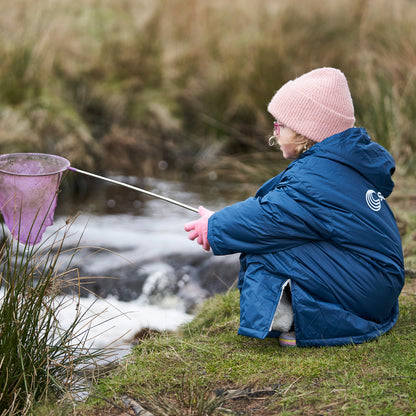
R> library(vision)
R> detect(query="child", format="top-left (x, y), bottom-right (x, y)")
top-left (184, 67), bottom-right (405, 347)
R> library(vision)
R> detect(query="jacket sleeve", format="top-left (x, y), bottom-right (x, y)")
top-left (207, 182), bottom-right (333, 255)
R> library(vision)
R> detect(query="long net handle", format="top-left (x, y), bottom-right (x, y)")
top-left (68, 167), bottom-right (199, 213)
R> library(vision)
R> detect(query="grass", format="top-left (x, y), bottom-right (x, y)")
top-left (76, 279), bottom-right (416, 416)
top-left (2, 0), bottom-right (416, 180)
top-left (0, 217), bottom-right (110, 416)
top-left (389, 175), bottom-right (416, 272)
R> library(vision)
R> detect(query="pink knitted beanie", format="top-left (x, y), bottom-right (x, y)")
top-left (267, 67), bottom-right (355, 142)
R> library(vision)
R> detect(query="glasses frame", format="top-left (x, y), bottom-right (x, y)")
top-left (269, 121), bottom-right (284, 146)
top-left (273, 121), bottom-right (284, 137)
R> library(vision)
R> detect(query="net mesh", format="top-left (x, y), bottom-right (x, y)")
top-left (0, 153), bottom-right (70, 245)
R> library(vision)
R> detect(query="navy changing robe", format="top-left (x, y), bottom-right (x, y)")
top-left (207, 127), bottom-right (404, 347)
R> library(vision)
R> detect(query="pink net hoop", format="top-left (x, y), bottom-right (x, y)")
top-left (0, 153), bottom-right (70, 245)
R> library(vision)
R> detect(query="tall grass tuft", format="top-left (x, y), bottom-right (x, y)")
top-left (0, 218), bottom-right (108, 416)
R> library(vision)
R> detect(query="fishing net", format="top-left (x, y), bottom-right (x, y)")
top-left (0, 153), bottom-right (70, 245)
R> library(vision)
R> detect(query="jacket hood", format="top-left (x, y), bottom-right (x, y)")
top-left (305, 127), bottom-right (396, 197)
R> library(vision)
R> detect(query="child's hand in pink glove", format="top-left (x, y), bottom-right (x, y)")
top-left (184, 206), bottom-right (214, 251)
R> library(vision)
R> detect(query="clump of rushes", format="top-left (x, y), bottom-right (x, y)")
top-left (0, 217), bottom-right (109, 416)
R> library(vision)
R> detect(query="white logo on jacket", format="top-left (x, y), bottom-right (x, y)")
top-left (366, 189), bottom-right (385, 212)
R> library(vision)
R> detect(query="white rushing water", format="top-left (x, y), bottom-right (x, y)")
top-left (55, 293), bottom-right (193, 360)
top-left (3, 177), bottom-right (240, 359)
top-left (45, 206), bottom-right (201, 358)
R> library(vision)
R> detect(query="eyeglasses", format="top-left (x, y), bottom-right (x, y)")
top-left (273, 121), bottom-right (284, 137)
top-left (269, 121), bottom-right (284, 146)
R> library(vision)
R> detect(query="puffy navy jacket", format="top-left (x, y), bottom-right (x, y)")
top-left (207, 128), bottom-right (404, 347)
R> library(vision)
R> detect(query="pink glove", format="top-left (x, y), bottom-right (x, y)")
top-left (184, 206), bottom-right (214, 251)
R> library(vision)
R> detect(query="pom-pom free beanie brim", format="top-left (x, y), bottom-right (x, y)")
top-left (267, 67), bottom-right (355, 142)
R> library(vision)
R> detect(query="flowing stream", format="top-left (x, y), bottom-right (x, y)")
top-left (49, 175), bottom-right (245, 359)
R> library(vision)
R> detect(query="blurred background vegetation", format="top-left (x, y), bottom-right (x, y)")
top-left (1, 0), bottom-right (416, 184)
top-left (2, 2), bottom-right (416, 413)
